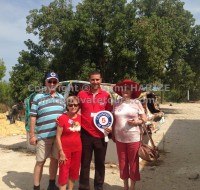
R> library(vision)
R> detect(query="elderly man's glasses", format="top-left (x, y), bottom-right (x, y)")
top-left (48, 80), bottom-right (57, 84)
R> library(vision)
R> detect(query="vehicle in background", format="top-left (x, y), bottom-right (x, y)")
top-left (24, 80), bottom-right (119, 133)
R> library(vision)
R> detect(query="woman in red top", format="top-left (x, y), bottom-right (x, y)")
top-left (56, 96), bottom-right (82, 190)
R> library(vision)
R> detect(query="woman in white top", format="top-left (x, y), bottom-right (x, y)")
top-left (112, 79), bottom-right (147, 190)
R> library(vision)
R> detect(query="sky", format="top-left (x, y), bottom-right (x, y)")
top-left (0, 0), bottom-right (200, 81)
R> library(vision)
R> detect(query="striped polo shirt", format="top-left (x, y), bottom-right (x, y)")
top-left (30, 92), bottom-right (65, 140)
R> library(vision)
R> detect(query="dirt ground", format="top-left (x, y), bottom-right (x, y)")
top-left (0, 103), bottom-right (200, 190)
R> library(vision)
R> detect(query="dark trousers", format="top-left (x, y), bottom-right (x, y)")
top-left (79, 128), bottom-right (107, 190)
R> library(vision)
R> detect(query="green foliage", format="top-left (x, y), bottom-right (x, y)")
top-left (0, 81), bottom-right (14, 106)
top-left (0, 59), bottom-right (6, 80)
top-left (26, 0), bottom-right (77, 81)
top-left (164, 89), bottom-right (187, 102)
top-left (75, 0), bottom-right (139, 82)
top-left (184, 25), bottom-right (200, 99)
top-left (0, 60), bottom-right (12, 106)
top-left (9, 0), bottom-right (200, 102)
top-left (9, 40), bottom-right (49, 102)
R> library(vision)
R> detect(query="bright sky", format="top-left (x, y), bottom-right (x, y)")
top-left (0, 0), bottom-right (200, 81)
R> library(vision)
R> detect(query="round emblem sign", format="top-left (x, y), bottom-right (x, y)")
top-left (93, 111), bottom-right (113, 130)
top-left (50, 72), bottom-right (56, 77)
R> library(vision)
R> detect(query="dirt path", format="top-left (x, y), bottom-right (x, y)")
top-left (138, 103), bottom-right (200, 190)
top-left (0, 103), bottom-right (200, 190)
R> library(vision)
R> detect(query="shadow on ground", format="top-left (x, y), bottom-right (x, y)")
top-left (2, 170), bottom-right (122, 190)
top-left (160, 107), bottom-right (181, 114)
top-left (137, 119), bottom-right (200, 190)
top-left (2, 171), bottom-right (48, 190)
top-left (0, 140), bottom-right (34, 154)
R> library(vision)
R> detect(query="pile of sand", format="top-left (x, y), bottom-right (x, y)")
top-left (0, 113), bottom-right (26, 136)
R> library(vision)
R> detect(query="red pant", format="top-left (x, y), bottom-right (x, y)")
top-left (116, 141), bottom-right (140, 181)
top-left (58, 150), bottom-right (82, 185)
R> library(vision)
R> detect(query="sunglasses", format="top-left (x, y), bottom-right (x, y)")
top-left (48, 80), bottom-right (57, 84)
top-left (68, 104), bottom-right (79, 107)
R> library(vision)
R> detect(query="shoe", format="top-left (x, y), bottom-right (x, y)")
top-left (47, 185), bottom-right (59, 190)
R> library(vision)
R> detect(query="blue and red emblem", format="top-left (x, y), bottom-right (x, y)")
top-left (94, 111), bottom-right (113, 129)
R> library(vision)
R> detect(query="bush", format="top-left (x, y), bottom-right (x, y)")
top-left (164, 89), bottom-right (187, 102)
top-left (0, 81), bottom-right (14, 106)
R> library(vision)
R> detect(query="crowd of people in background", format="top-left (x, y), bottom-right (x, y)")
top-left (28, 71), bottom-right (164, 190)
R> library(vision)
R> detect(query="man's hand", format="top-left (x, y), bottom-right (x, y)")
top-left (104, 127), bottom-right (112, 135)
top-left (29, 135), bottom-right (37, 145)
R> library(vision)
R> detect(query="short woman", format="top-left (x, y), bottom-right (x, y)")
top-left (56, 96), bottom-right (82, 190)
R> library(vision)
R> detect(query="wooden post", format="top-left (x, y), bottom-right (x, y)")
top-left (187, 90), bottom-right (190, 102)
top-left (161, 90), bottom-right (164, 104)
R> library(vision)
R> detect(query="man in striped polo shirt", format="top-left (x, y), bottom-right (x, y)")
top-left (29, 72), bottom-right (65, 190)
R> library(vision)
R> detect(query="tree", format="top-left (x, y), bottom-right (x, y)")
top-left (0, 81), bottom-right (13, 106)
top-left (26, 0), bottom-right (78, 81)
top-left (0, 60), bottom-right (13, 106)
top-left (184, 25), bottom-right (200, 100)
top-left (133, 15), bottom-right (173, 83)
top-left (25, 0), bottom-right (140, 82)
top-left (10, 0), bottom-right (200, 102)
top-left (130, 0), bottom-right (196, 101)
top-left (9, 40), bottom-right (49, 102)
top-left (74, 0), bottom-right (140, 82)
top-left (0, 58), bottom-right (6, 80)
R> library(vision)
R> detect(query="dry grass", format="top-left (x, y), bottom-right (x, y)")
top-left (0, 103), bottom-right (9, 113)
top-left (0, 113), bottom-right (26, 136)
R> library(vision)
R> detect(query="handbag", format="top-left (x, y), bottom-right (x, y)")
top-left (138, 123), bottom-right (159, 162)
